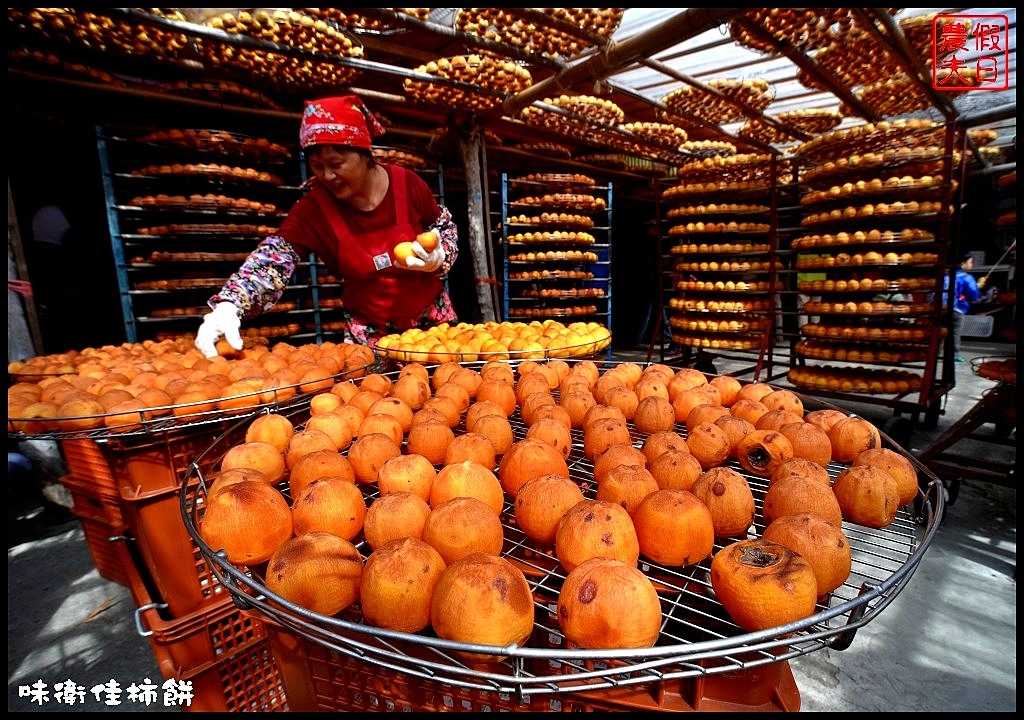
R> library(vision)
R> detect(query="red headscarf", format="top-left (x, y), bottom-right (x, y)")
top-left (299, 95), bottom-right (385, 150)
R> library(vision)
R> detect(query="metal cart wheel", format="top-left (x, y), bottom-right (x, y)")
top-left (922, 402), bottom-right (942, 431)
top-left (882, 414), bottom-right (914, 448)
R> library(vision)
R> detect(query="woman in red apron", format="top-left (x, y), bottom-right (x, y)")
top-left (195, 95), bottom-right (458, 356)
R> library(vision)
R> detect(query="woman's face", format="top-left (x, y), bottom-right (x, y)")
top-left (307, 146), bottom-right (373, 202)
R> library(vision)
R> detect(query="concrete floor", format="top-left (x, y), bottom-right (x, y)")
top-left (7, 340), bottom-right (1016, 712)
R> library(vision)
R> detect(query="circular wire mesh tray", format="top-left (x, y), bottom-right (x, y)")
top-left (181, 359), bottom-right (944, 698)
top-left (7, 362), bottom-right (377, 443)
top-left (971, 355), bottom-right (1017, 385)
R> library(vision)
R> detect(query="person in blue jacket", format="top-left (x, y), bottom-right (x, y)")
top-left (944, 252), bottom-right (986, 362)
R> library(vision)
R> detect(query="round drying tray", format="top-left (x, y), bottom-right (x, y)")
top-left (7, 361), bottom-right (377, 443)
top-left (181, 359), bottom-right (944, 698)
top-left (971, 356), bottom-right (1017, 385)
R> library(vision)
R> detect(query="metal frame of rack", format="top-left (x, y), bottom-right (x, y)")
top-left (653, 155), bottom-right (794, 379)
top-left (498, 173), bottom-right (613, 360)
top-left (785, 120), bottom-right (964, 430)
top-left (95, 126), bottom-right (449, 346)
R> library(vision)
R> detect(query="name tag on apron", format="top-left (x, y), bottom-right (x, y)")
top-left (373, 252), bottom-right (392, 271)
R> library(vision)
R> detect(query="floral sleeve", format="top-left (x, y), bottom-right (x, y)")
top-left (429, 205), bottom-right (459, 276)
top-left (208, 235), bottom-right (301, 318)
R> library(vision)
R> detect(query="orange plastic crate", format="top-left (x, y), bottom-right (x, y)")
top-left (120, 481), bottom-right (227, 617)
top-left (182, 638), bottom-right (289, 712)
top-left (60, 438), bottom-right (118, 492)
top-left (265, 623), bottom-right (800, 712)
top-left (126, 555), bottom-right (268, 674)
top-left (60, 473), bottom-right (126, 528)
top-left (122, 551), bottom-right (288, 712)
top-left (104, 424), bottom-right (246, 616)
top-left (104, 425), bottom-right (233, 500)
top-left (77, 515), bottom-right (132, 586)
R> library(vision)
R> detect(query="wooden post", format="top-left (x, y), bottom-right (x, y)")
top-left (457, 129), bottom-right (497, 322)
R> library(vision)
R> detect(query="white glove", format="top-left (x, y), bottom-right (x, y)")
top-left (195, 302), bottom-right (243, 358)
top-left (404, 234), bottom-right (444, 272)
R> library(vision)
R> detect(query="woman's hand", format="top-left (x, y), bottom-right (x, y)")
top-left (195, 302), bottom-right (243, 358)
top-left (404, 233), bottom-right (445, 272)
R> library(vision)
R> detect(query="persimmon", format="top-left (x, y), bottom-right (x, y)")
top-left (429, 553), bottom-right (534, 663)
top-left (430, 460), bottom-right (504, 515)
top-left (666, 367), bottom-right (709, 399)
top-left (471, 413), bottom-right (515, 457)
top-left (760, 388), bottom-right (804, 417)
top-left (208, 467), bottom-right (269, 498)
top-left (672, 385), bottom-right (722, 425)
top-left (307, 410), bottom-right (360, 451)
top-left (602, 386), bottom-right (640, 421)
top-left (582, 416), bottom-right (632, 461)
top-left (762, 472), bottom-right (844, 528)
top-left (474, 378), bottom-right (516, 416)
top-left (729, 398), bottom-right (771, 427)
top-left (640, 429), bottom-right (688, 464)
top-left (714, 414), bottom-right (756, 460)
top-left (827, 416), bottom-right (882, 463)
top-left (390, 373), bottom-right (431, 411)
top-left (525, 416), bottom-right (573, 460)
top-left (770, 457), bottom-right (831, 488)
top-left (685, 403), bottom-right (731, 434)
top-left (632, 395), bottom-right (676, 434)
top-left (363, 492), bottom-right (432, 549)
top-left (557, 557), bottom-right (662, 649)
top-left (465, 400), bottom-right (506, 431)
top-left (709, 374), bottom-right (743, 407)
top-left (804, 408), bottom-right (848, 435)
top-left (291, 476), bottom-right (367, 541)
top-left (218, 440), bottom-right (285, 486)
top-left (734, 382), bottom-right (775, 405)
top-left (514, 473), bottom-right (585, 545)
top-left (361, 537), bottom-right (446, 633)
top-left (415, 229), bottom-right (439, 252)
top-left (633, 488), bottom-right (715, 567)
top-left (346, 432), bottom-right (402, 484)
top-left (555, 499), bottom-right (639, 573)
top-left (735, 429), bottom-right (795, 478)
top-left (366, 396), bottom-right (414, 434)
top-left (534, 405), bottom-right (578, 434)
top-left (647, 448), bottom-right (703, 492)
top-left (422, 497), bottom-right (505, 565)
top-left (200, 480), bottom-right (292, 565)
top-left (443, 432), bottom-right (497, 470)
top-left (595, 463), bottom-right (659, 517)
top-left (265, 532), bottom-right (363, 616)
top-left (376, 453), bottom-right (436, 500)
top-left (288, 450), bottom-right (356, 497)
top-left (245, 412), bottom-right (295, 454)
top-left (499, 438), bottom-right (569, 495)
top-left (762, 513), bottom-right (852, 597)
top-left (832, 465), bottom-right (900, 528)
top-left (690, 466), bottom-right (755, 538)
top-left (755, 408), bottom-right (805, 433)
top-left (853, 447), bottom-right (919, 506)
top-left (309, 392), bottom-right (342, 415)
top-left (686, 421), bottom-right (731, 469)
top-left (405, 420), bottom-right (455, 466)
top-left (284, 429), bottom-right (337, 472)
top-left (779, 421), bottom-right (833, 467)
top-left (592, 442), bottom-right (647, 485)
top-left (559, 390), bottom-right (597, 429)
top-left (710, 538), bottom-right (818, 632)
